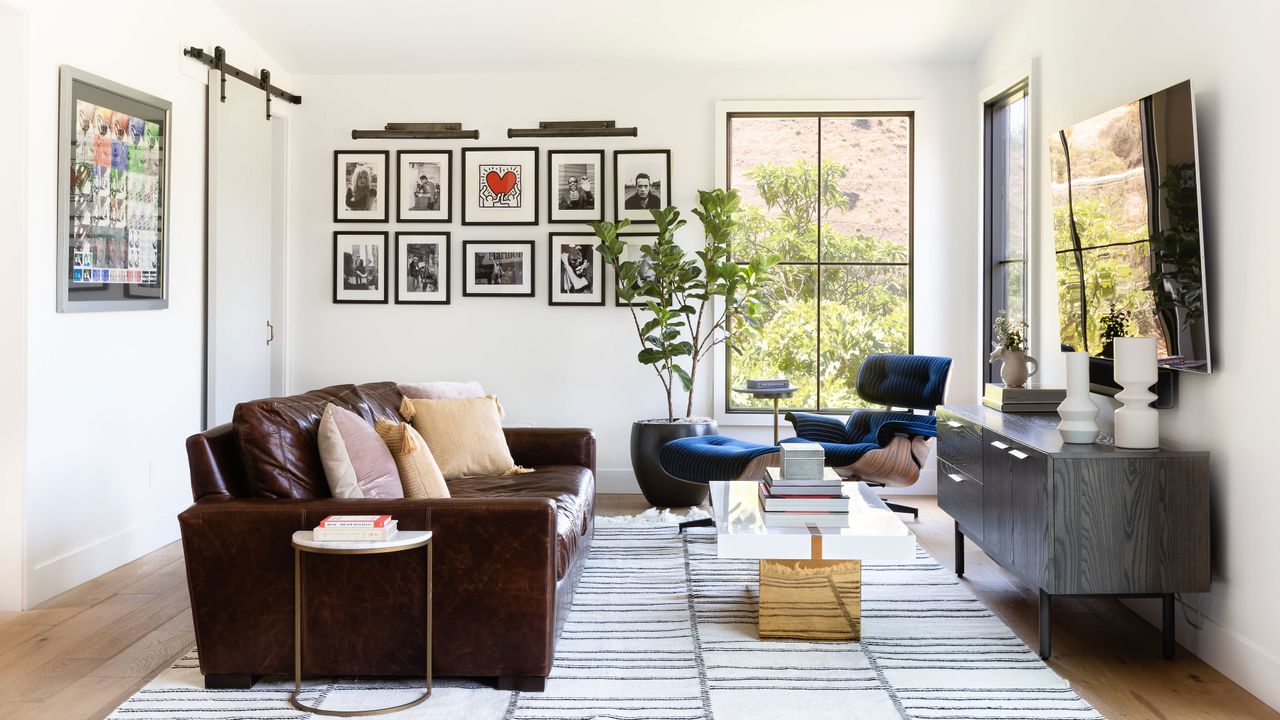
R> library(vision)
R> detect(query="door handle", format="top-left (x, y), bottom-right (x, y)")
top-left (266, 320), bottom-right (275, 346)
top-left (1008, 449), bottom-right (1028, 460)
top-left (948, 473), bottom-right (964, 483)
top-left (990, 440), bottom-right (1009, 449)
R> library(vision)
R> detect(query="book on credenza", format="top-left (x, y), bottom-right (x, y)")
top-left (759, 483), bottom-right (850, 512)
top-left (981, 399), bottom-right (1064, 413)
top-left (318, 514), bottom-right (394, 528)
top-left (982, 383), bottom-right (1067, 405)
top-left (763, 466), bottom-right (844, 487)
top-left (313, 519), bottom-right (399, 542)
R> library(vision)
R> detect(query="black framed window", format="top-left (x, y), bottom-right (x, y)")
top-left (726, 112), bottom-right (914, 413)
top-left (983, 83), bottom-right (1030, 382)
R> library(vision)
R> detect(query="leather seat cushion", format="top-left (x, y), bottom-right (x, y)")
top-left (448, 465), bottom-right (593, 580)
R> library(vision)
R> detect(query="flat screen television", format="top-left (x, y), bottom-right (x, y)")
top-left (1050, 79), bottom-right (1211, 382)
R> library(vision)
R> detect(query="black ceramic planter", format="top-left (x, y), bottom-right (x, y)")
top-left (630, 419), bottom-right (719, 508)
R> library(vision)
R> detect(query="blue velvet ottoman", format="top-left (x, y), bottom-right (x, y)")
top-left (659, 435), bottom-right (780, 485)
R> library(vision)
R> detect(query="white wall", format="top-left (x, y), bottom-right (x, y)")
top-left (978, 0), bottom-right (1280, 709)
top-left (287, 64), bottom-right (980, 495)
top-left (10, 0), bottom-right (293, 607)
top-left (0, 2), bottom-right (29, 611)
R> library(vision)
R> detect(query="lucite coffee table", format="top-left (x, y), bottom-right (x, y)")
top-left (708, 481), bottom-right (915, 640)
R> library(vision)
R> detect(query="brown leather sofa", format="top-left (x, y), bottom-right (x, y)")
top-left (179, 381), bottom-right (595, 692)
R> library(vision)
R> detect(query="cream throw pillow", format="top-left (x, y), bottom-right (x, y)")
top-left (399, 395), bottom-right (529, 479)
top-left (375, 419), bottom-right (450, 498)
top-left (317, 404), bottom-right (404, 499)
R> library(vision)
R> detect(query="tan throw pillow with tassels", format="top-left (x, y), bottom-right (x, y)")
top-left (398, 395), bottom-right (533, 480)
top-left (374, 419), bottom-right (450, 498)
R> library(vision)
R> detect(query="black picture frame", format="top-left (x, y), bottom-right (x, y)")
top-left (462, 147), bottom-right (539, 226)
top-left (334, 150), bottom-right (390, 223)
top-left (394, 232), bottom-right (451, 305)
top-left (396, 150), bottom-right (452, 223)
top-left (614, 232), bottom-right (658, 307)
top-left (333, 231), bottom-right (389, 304)
top-left (548, 150), bottom-right (606, 224)
top-left (614, 149), bottom-right (671, 224)
top-left (462, 240), bottom-right (536, 297)
top-left (548, 232), bottom-right (606, 306)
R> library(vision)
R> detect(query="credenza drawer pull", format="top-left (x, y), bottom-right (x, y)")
top-left (945, 420), bottom-right (962, 428)
top-left (1008, 449), bottom-right (1028, 460)
top-left (948, 473), bottom-right (964, 483)
top-left (990, 440), bottom-right (1009, 450)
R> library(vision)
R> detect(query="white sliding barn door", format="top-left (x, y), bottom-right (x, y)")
top-left (206, 69), bottom-right (275, 427)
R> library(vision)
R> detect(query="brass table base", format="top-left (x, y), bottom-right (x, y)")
top-left (758, 558), bottom-right (862, 641)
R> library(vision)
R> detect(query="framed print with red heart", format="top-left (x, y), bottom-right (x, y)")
top-left (462, 147), bottom-right (539, 225)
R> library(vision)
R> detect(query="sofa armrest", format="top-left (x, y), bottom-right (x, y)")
top-left (179, 496), bottom-right (560, 679)
top-left (504, 427), bottom-right (595, 475)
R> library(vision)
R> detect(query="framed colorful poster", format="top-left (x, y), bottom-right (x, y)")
top-left (57, 66), bottom-right (171, 312)
top-left (461, 147), bottom-right (539, 225)
top-left (548, 150), bottom-right (605, 223)
top-left (548, 232), bottom-right (604, 306)
top-left (462, 241), bottom-right (535, 296)
top-left (397, 150), bottom-right (451, 223)
top-left (334, 150), bottom-right (389, 223)
top-left (334, 231), bottom-right (388, 304)
top-left (614, 150), bottom-right (670, 224)
top-left (395, 232), bottom-right (450, 304)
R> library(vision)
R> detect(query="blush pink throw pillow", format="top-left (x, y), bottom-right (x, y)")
top-left (397, 381), bottom-right (486, 400)
top-left (317, 404), bottom-right (404, 499)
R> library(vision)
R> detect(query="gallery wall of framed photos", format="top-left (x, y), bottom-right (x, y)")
top-left (329, 140), bottom-right (672, 308)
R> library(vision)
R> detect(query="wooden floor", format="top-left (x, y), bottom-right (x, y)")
top-left (0, 495), bottom-right (1274, 720)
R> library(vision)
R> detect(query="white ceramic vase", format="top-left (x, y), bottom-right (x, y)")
top-left (1114, 337), bottom-right (1159, 449)
top-left (990, 348), bottom-right (1039, 389)
top-left (1057, 351), bottom-right (1099, 444)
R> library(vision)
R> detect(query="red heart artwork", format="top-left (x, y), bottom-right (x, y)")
top-left (485, 170), bottom-right (518, 197)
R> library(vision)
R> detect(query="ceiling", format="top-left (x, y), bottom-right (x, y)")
top-left (210, 0), bottom-right (1013, 75)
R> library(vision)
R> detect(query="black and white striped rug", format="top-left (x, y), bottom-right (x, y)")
top-left (109, 524), bottom-right (1102, 719)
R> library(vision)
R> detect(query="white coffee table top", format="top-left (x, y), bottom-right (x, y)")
top-left (292, 530), bottom-right (432, 554)
top-left (709, 481), bottom-right (915, 562)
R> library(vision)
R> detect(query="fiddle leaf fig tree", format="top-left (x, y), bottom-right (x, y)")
top-left (590, 188), bottom-right (778, 422)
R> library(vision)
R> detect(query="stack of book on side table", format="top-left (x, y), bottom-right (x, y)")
top-left (313, 514), bottom-right (399, 542)
top-left (759, 443), bottom-right (849, 522)
top-left (747, 378), bottom-right (792, 391)
top-left (982, 383), bottom-right (1067, 413)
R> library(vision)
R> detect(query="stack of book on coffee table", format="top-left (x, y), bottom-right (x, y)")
top-left (313, 514), bottom-right (399, 542)
top-left (982, 383), bottom-right (1067, 413)
top-left (758, 442), bottom-right (849, 517)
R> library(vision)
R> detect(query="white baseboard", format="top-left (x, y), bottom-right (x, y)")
top-left (27, 513), bottom-right (180, 607)
top-left (1125, 596), bottom-right (1280, 711)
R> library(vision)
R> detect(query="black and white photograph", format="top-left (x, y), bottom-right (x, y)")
top-left (463, 241), bottom-right (535, 296)
top-left (548, 150), bottom-right (605, 223)
top-left (334, 150), bottom-right (389, 223)
top-left (397, 151), bottom-right (451, 223)
top-left (395, 232), bottom-right (450, 304)
top-left (615, 233), bottom-right (658, 306)
top-left (462, 147), bottom-right (539, 225)
top-left (548, 232), bottom-right (605, 306)
top-left (614, 149), bottom-right (670, 224)
top-left (333, 231), bottom-right (388, 303)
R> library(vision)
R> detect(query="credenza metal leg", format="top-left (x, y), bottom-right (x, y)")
top-left (954, 522), bottom-right (964, 577)
top-left (1039, 589), bottom-right (1052, 660)
top-left (1163, 594), bottom-right (1176, 659)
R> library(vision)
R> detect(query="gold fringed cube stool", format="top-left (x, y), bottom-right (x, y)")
top-left (707, 480), bottom-right (913, 641)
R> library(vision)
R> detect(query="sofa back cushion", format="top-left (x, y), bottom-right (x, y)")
top-left (233, 382), bottom-right (403, 499)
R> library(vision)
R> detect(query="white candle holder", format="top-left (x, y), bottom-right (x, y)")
top-left (1113, 337), bottom-right (1159, 449)
top-left (1058, 351), bottom-right (1099, 444)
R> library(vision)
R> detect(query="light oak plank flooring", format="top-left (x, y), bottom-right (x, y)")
top-left (0, 494), bottom-right (1273, 720)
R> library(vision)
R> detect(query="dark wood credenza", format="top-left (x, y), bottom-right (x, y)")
top-left (936, 404), bottom-right (1210, 659)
